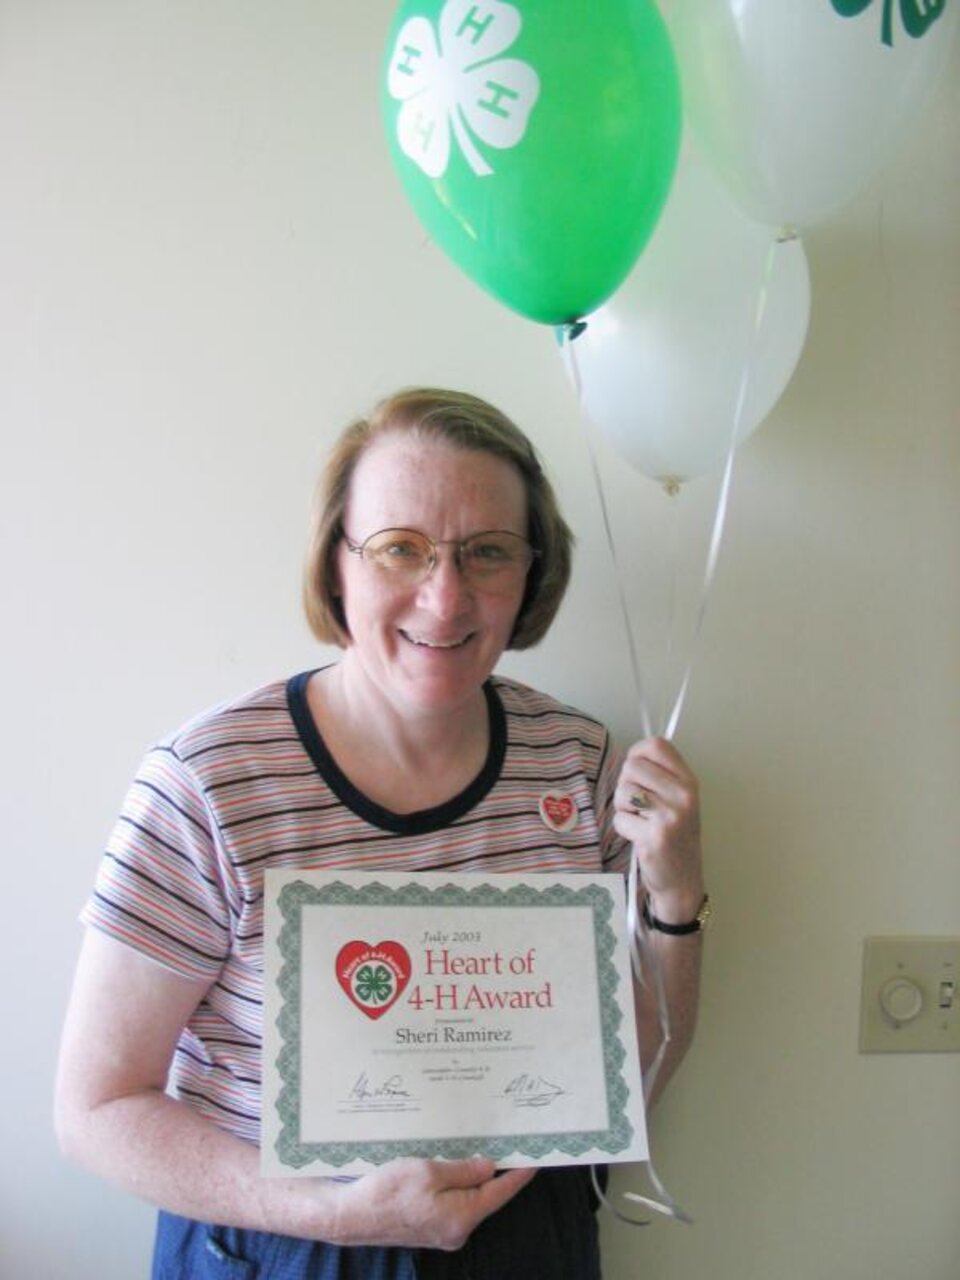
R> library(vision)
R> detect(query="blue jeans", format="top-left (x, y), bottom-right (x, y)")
top-left (151, 1168), bottom-right (603, 1279)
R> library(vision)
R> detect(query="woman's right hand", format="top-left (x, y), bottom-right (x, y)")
top-left (328, 1157), bottom-right (536, 1251)
top-left (56, 929), bottom-right (535, 1251)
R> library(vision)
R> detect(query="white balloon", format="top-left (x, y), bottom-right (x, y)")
top-left (661, 0), bottom-right (959, 227)
top-left (569, 146), bottom-right (811, 486)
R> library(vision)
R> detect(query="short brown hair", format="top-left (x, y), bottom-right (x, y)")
top-left (303, 387), bottom-right (573, 650)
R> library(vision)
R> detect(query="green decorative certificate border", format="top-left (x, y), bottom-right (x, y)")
top-left (272, 877), bottom-right (635, 1170)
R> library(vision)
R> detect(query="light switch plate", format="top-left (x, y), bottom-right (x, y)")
top-left (860, 936), bottom-right (960, 1054)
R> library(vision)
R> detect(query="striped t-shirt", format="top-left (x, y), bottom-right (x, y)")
top-left (82, 670), bottom-right (628, 1143)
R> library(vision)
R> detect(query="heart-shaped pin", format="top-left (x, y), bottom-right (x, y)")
top-left (539, 791), bottom-right (579, 833)
top-left (336, 940), bottom-right (412, 1020)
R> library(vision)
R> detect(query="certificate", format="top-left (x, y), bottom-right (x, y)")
top-left (261, 869), bottom-right (648, 1176)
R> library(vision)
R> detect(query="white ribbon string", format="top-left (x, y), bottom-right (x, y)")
top-left (625, 840), bottom-right (646, 998)
top-left (662, 230), bottom-right (785, 740)
top-left (560, 228), bottom-right (785, 743)
top-left (561, 332), bottom-right (688, 1224)
top-left (560, 339), bottom-right (654, 742)
top-left (561, 227), bottom-right (790, 1229)
top-left (590, 1160), bottom-right (694, 1228)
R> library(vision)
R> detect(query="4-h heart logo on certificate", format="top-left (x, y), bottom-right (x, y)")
top-left (336, 940), bottom-right (412, 1019)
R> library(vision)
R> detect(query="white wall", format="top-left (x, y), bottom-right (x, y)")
top-left (2, 5), bottom-right (957, 1277)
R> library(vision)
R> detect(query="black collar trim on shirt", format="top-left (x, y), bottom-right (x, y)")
top-left (285, 670), bottom-right (507, 836)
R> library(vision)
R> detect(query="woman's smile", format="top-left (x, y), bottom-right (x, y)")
top-left (400, 630), bottom-right (474, 649)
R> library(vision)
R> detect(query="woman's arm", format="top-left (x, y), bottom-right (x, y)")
top-left (612, 737), bottom-right (706, 1106)
top-left (54, 929), bottom-right (533, 1249)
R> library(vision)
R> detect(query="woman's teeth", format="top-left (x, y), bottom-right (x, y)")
top-left (404, 632), bottom-right (468, 649)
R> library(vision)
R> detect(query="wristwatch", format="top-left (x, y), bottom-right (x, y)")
top-left (642, 893), bottom-right (711, 936)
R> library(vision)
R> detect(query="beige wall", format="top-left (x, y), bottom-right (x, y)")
top-left (2, 5), bottom-right (956, 1277)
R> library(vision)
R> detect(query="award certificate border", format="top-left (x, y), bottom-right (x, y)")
top-left (271, 877), bottom-right (636, 1171)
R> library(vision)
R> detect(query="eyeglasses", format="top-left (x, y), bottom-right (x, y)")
top-left (342, 527), bottom-right (539, 588)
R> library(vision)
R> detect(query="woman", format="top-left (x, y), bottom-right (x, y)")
top-left (56, 388), bottom-right (706, 1279)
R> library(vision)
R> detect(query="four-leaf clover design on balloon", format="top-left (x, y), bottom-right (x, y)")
top-left (387, 0), bottom-right (541, 178)
top-left (353, 963), bottom-right (395, 1007)
top-left (830, 0), bottom-right (946, 47)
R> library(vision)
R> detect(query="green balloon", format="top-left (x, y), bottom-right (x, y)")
top-left (382, 0), bottom-right (682, 325)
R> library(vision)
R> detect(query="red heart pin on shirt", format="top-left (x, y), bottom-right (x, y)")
top-left (538, 791), bottom-right (579, 833)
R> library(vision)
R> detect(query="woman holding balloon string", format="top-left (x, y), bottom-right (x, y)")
top-left (55, 387), bottom-right (706, 1278)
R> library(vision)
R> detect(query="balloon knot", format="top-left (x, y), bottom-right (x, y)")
top-left (777, 225), bottom-right (800, 243)
top-left (559, 319), bottom-right (588, 343)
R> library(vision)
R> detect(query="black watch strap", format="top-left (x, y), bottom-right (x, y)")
top-left (642, 893), bottom-right (711, 936)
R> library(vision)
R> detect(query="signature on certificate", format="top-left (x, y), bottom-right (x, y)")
top-left (503, 1073), bottom-right (566, 1108)
top-left (348, 1071), bottom-right (411, 1102)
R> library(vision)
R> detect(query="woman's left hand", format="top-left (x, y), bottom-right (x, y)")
top-left (613, 737), bottom-right (704, 926)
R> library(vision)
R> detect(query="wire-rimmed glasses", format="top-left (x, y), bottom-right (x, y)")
top-left (342, 527), bottom-right (539, 589)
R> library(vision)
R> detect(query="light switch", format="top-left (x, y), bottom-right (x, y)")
top-left (860, 936), bottom-right (960, 1054)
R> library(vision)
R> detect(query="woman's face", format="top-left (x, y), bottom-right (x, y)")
top-left (336, 433), bottom-right (529, 720)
